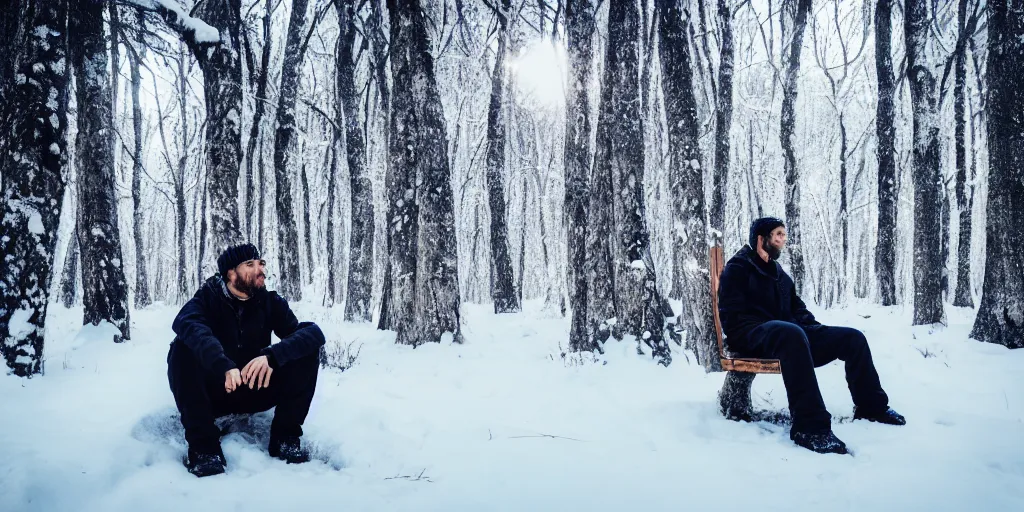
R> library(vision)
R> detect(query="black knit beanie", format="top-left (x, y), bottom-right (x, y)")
top-left (749, 217), bottom-right (785, 248)
top-left (217, 243), bottom-right (261, 276)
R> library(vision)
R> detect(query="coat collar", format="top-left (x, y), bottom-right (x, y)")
top-left (737, 244), bottom-right (782, 280)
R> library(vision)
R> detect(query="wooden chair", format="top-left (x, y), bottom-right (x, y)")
top-left (710, 246), bottom-right (782, 421)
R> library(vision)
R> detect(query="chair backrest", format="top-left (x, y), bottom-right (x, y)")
top-left (710, 245), bottom-right (726, 359)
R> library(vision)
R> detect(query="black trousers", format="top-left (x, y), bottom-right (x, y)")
top-left (741, 321), bottom-right (889, 434)
top-left (167, 344), bottom-right (319, 448)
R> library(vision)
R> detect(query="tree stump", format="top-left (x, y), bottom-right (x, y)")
top-left (718, 371), bottom-right (756, 421)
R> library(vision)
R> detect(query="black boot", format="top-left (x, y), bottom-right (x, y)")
top-left (269, 434), bottom-right (311, 464)
top-left (185, 442), bottom-right (226, 477)
top-left (790, 430), bottom-right (848, 455)
top-left (854, 406), bottom-right (906, 425)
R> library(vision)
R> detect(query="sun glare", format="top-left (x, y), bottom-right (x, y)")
top-left (507, 39), bottom-right (567, 109)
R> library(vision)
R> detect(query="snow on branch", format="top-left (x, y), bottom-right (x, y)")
top-left (126, 0), bottom-right (220, 45)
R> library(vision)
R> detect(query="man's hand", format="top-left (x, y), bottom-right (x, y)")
top-left (241, 355), bottom-right (273, 390)
top-left (224, 368), bottom-right (242, 393)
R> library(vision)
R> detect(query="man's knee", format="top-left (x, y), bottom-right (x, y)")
top-left (765, 321), bottom-right (811, 352)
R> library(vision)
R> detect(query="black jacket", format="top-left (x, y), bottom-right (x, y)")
top-left (717, 245), bottom-right (820, 351)
top-left (169, 275), bottom-right (325, 375)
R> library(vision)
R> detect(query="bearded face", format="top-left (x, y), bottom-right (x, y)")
top-left (229, 259), bottom-right (267, 296)
top-left (761, 236), bottom-right (782, 261)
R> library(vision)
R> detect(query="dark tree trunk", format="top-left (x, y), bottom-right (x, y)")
top-left (272, 0), bottom-right (308, 301)
top-left (656, 0), bottom-right (717, 371)
top-left (387, 0), bottom-right (461, 345)
top-left (586, 0), bottom-right (674, 365)
top-left (565, 0), bottom-right (596, 353)
top-left (0, 0), bottom-right (70, 376)
top-left (198, 175), bottom-right (208, 283)
top-left (905, 0), bottom-right (945, 325)
top-left (338, 2), bottom-right (375, 322)
top-left (189, 0), bottom-right (244, 254)
top-left (781, 0), bottom-right (811, 295)
top-left (60, 231), bottom-right (80, 308)
top-left (244, 0), bottom-right (274, 241)
top-left (952, 0), bottom-right (974, 308)
top-left (484, 0), bottom-right (520, 314)
top-left (710, 0), bottom-right (733, 244)
top-left (301, 162), bottom-right (313, 283)
top-left (875, 0), bottom-right (898, 306)
top-left (72, 0), bottom-right (130, 342)
top-left (839, 113), bottom-right (848, 299)
top-left (971, 0), bottom-right (1024, 348)
top-left (374, 0), bottom-right (397, 331)
top-left (326, 129), bottom-right (340, 306)
top-left (128, 7), bottom-right (150, 309)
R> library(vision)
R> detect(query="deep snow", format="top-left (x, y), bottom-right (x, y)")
top-left (2, 299), bottom-right (1023, 511)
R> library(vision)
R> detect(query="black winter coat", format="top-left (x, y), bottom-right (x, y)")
top-left (169, 275), bottom-right (325, 375)
top-left (717, 245), bottom-right (820, 352)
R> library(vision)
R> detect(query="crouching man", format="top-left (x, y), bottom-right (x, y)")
top-left (167, 243), bottom-right (325, 477)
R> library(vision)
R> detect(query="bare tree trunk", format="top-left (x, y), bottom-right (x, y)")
top-left (875, 0), bottom-right (898, 306)
top-left (952, 0), bottom-right (974, 308)
top-left (60, 230), bottom-right (80, 308)
top-left (190, 0), bottom-right (244, 253)
top-left (586, 0), bottom-right (674, 365)
top-left (338, 2), bottom-right (375, 321)
top-left (72, 0), bottom-right (130, 342)
top-left (387, 0), bottom-right (462, 345)
top-left (127, 7), bottom-right (150, 308)
top-left (657, 0), bottom-right (717, 371)
top-left (368, 0), bottom-right (395, 329)
top-left (198, 174), bottom-right (208, 281)
top-left (781, 0), bottom-right (811, 295)
top-left (905, 0), bottom-right (945, 325)
top-left (971, 0), bottom-right (1024, 348)
top-left (0, 0), bottom-right (69, 376)
top-left (710, 0), bottom-right (734, 244)
top-left (244, 0), bottom-right (274, 242)
top-left (839, 113), bottom-right (848, 300)
top-left (272, 0), bottom-right (308, 301)
top-left (565, 0), bottom-right (597, 353)
top-left (484, 0), bottom-right (520, 314)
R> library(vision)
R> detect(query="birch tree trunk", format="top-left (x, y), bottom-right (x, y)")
top-left (338, 2), bottom-right (375, 322)
top-left (272, 0), bottom-right (309, 301)
top-left (71, 0), bottom-right (130, 342)
top-left (656, 0), bottom-right (718, 371)
top-left (781, 0), bottom-right (811, 295)
top-left (484, 0), bottom-right (520, 314)
top-left (387, 0), bottom-right (461, 345)
top-left (0, 0), bottom-right (70, 376)
top-left (952, 0), bottom-right (974, 308)
top-left (905, 0), bottom-right (945, 325)
top-left (874, 0), bottom-right (898, 306)
top-left (971, 0), bottom-right (1024, 348)
top-left (565, 0), bottom-right (597, 353)
top-left (586, 0), bottom-right (674, 365)
top-left (710, 0), bottom-right (733, 244)
top-left (128, 7), bottom-right (150, 309)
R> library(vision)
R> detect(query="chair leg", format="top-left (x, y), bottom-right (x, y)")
top-left (719, 371), bottom-right (756, 421)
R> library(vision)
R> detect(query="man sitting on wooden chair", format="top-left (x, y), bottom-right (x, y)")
top-left (718, 217), bottom-right (905, 454)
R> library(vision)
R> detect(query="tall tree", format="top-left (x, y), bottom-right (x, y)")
top-left (337, 2), bottom-right (375, 322)
top-left (127, 7), bottom-right (150, 309)
top-left (710, 0), bottom-right (734, 245)
top-left (71, 0), bottom-right (131, 342)
top-left (656, 0), bottom-right (717, 370)
top-left (874, 0), bottom-right (898, 306)
top-left (780, 0), bottom-right (811, 294)
top-left (272, 0), bottom-right (309, 301)
top-left (565, 0), bottom-right (597, 353)
top-left (952, 0), bottom-right (974, 308)
top-left (971, 0), bottom-right (1024, 348)
top-left (243, 0), bottom-right (276, 242)
top-left (483, 0), bottom-right (520, 314)
top-left (0, 0), bottom-right (70, 375)
top-left (904, 0), bottom-right (945, 325)
top-left (585, 0), bottom-right (674, 365)
top-left (386, 0), bottom-right (462, 345)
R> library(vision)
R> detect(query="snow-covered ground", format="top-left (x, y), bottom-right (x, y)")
top-left (2, 300), bottom-right (1023, 511)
